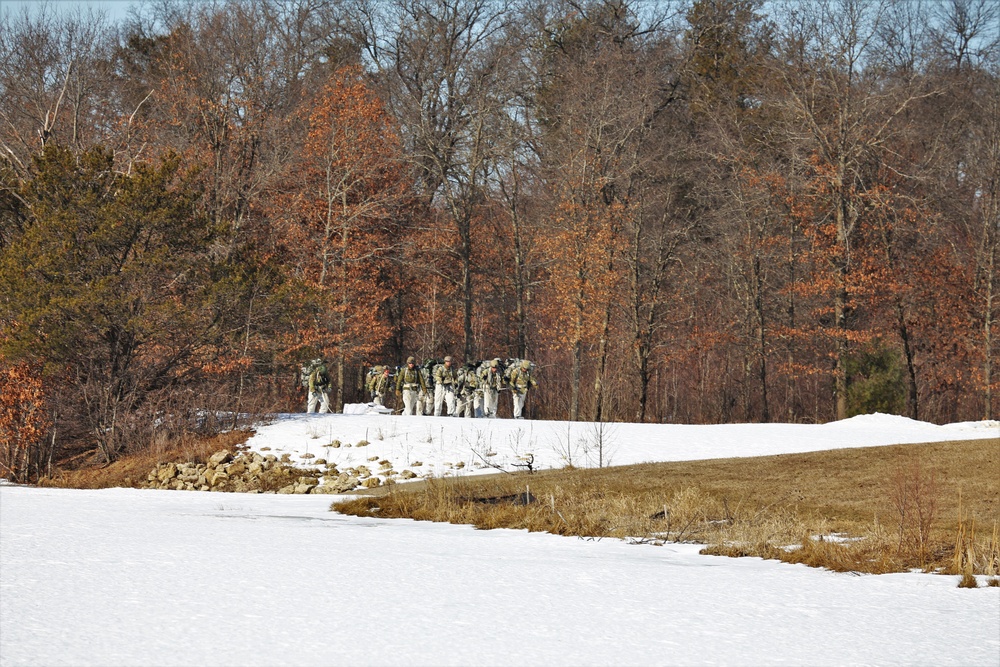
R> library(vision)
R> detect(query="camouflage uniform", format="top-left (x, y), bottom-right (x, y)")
top-left (395, 357), bottom-right (427, 415)
top-left (307, 364), bottom-right (332, 414)
top-left (508, 360), bottom-right (537, 419)
top-left (417, 363), bottom-right (434, 415)
top-left (433, 356), bottom-right (460, 416)
top-left (481, 358), bottom-right (506, 418)
top-left (372, 368), bottom-right (392, 406)
top-left (455, 364), bottom-right (480, 418)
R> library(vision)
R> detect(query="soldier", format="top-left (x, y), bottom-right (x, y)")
top-left (372, 366), bottom-right (392, 406)
top-left (395, 357), bottom-right (427, 416)
top-left (508, 359), bottom-right (537, 419)
top-left (455, 363), bottom-right (480, 418)
top-left (481, 358), bottom-right (506, 418)
top-left (417, 359), bottom-right (436, 415)
top-left (306, 359), bottom-right (331, 414)
top-left (433, 355), bottom-right (460, 416)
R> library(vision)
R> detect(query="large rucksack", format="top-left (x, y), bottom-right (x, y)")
top-left (365, 365), bottom-right (386, 393)
top-left (477, 358), bottom-right (504, 384)
top-left (423, 358), bottom-right (442, 389)
top-left (505, 359), bottom-right (536, 382)
top-left (300, 358), bottom-right (324, 388)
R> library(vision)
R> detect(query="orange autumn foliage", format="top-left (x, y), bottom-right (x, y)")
top-left (0, 360), bottom-right (51, 482)
top-left (279, 66), bottom-right (412, 363)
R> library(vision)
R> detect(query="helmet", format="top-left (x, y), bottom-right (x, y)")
top-left (444, 355), bottom-right (452, 363)
top-left (406, 356), bottom-right (415, 364)
top-left (490, 359), bottom-right (498, 368)
top-left (520, 360), bottom-right (530, 370)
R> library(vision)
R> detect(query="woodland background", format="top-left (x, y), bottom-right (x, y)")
top-left (0, 0), bottom-right (997, 480)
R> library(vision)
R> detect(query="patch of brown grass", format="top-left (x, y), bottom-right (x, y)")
top-left (38, 430), bottom-right (253, 489)
top-left (334, 438), bottom-right (1000, 576)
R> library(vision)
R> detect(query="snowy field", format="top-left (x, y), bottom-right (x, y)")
top-left (2, 413), bottom-right (999, 666)
top-left (243, 410), bottom-right (1000, 487)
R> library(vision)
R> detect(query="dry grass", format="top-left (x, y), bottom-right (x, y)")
top-left (38, 430), bottom-right (254, 489)
top-left (335, 438), bottom-right (1000, 576)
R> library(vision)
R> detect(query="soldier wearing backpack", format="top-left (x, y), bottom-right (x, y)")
top-left (305, 360), bottom-right (332, 414)
top-left (480, 358), bottom-right (506, 418)
top-left (433, 355), bottom-right (460, 416)
top-left (508, 359), bottom-right (537, 419)
top-left (454, 363), bottom-right (480, 418)
top-left (417, 359), bottom-right (436, 415)
top-left (371, 366), bottom-right (392, 407)
top-left (395, 356), bottom-right (427, 416)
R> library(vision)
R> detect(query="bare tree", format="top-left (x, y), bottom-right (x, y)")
top-left (0, 5), bottom-right (119, 176)
top-left (349, 0), bottom-right (520, 361)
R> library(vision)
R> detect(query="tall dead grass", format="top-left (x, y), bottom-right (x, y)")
top-left (37, 429), bottom-right (253, 489)
top-left (335, 438), bottom-right (1000, 576)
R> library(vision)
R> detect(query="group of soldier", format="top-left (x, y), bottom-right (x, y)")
top-left (304, 355), bottom-right (539, 418)
top-left (386, 355), bottom-right (538, 419)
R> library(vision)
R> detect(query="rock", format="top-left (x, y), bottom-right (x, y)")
top-left (329, 440), bottom-right (341, 448)
top-left (208, 450), bottom-right (233, 468)
top-left (355, 465), bottom-right (371, 478)
top-left (301, 453), bottom-right (315, 459)
top-left (228, 461), bottom-right (246, 477)
top-left (356, 440), bottom-right (370, 447)
top-left (315, 458), bottom-right (327, 465)
top-left (277, 484), bottom-right (296, 494)
top-left (400, 470), bottom-right (417, 479)
top-left (360, 477), bottom-right (381, 488)
top-left (280, 453), bottom-right (291, 463)
top-left (157, 463), bottom-right (178, 484)
top-left (328, 474), bottom-right (359, 493)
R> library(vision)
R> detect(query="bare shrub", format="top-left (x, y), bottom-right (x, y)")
top-left (888, 462), bottom-right (939, 565)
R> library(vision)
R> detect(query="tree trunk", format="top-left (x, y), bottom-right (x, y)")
top-left (592, 301), bottom-right (611, 423)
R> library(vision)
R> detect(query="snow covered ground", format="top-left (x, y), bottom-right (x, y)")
top-left (2, 414), bottom-right (998, 666)
top-left (245, 410), bottom-right (1000, 487)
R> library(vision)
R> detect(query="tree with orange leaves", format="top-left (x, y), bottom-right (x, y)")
top-left (0, 359), bottom-right (51, 483)
top-left (279, 67), bottom-right (412, 410)
top-left (772, 0), bottom-right (941, 420)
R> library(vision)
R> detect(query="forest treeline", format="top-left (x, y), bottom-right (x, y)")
top-left (1, 0), bottom-right (997, 480)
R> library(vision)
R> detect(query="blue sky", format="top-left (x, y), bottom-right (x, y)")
top-left (1, 0), bottom-right (137, 22)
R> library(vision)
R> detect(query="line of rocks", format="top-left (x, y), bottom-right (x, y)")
top-left (143, 449), bottom-right (422, 494)
top-left (142, 449), bottom-right (361, 494)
